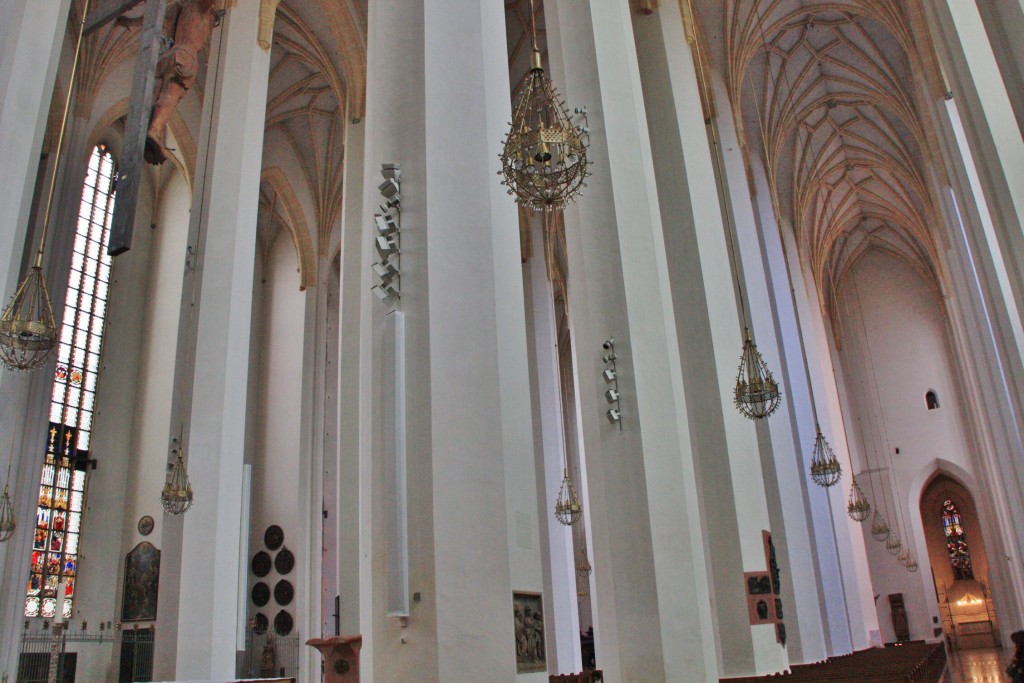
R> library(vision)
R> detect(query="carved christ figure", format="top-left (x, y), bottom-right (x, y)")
top-left (121, 0), bottom-right (219, 164)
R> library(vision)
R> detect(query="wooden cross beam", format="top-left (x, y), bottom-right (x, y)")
top-left (108, 0), bottom-right (168, 256)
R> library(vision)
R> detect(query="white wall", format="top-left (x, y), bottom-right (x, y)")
top-left (249, 231), bottom-right (305, 641)
top-left (835, 249), bottom-right (977, 643)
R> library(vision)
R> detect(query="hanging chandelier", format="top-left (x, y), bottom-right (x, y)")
top-left (576, 548), bottom-right (592, 579)
top-left (161, 448), bottom-right (194, 516)
top-left (0, 483), bottom-right (15, 543)
top-left (870, 512), bottom-right (891, 542)
top-left (555, 469), bottom-right (582, 526)
top-left (0, 268), bottom-right (57, 372)
top-left (809, 424), bottom-right (842, 487)
top-left (734, 329), bottom-right (782, 419)
top-left (906, 556), bottom-right (919, 573)
top-left (846, 478), bottom-right (871, 521)
top-left (885, 534), bottom-right (903, 556)
top-left (576, 547), bottom-right (592, 598)
top-left (897, 549), bottom-right (912, 567)
top-left (0, 1), bottom-right (93, 371)
top-left (499, 0), bottom-right (589, 212)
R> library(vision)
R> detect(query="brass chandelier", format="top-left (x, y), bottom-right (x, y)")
top-left (733, 328), bottom-right (782, 419)
top-left (809, 424), bottom-right (842, 487)
top-left (885, 533), bottom-right (902, 556)
top-left (161, 443), bottom-right (194, 516)
top-left (555, 468), bottom-right (582, 526)
top-left (499, 0), bottom-right (589, 212)
top-left (0, 483), bottom-right (15, 543)
top-left (870, 511), bottom-right (891, 542)
top-left (0, 0), bottom-right (93, 371)
top-left (846, 477), bottom-right (871, 522)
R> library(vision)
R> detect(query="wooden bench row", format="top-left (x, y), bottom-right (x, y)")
top-left (721, 642), bottom-right (946, 683)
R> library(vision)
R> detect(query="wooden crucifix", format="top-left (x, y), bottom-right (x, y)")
top-left (93, 0), bottom-right (169, 256)
top-left (98, 0), bottom-right (219, 256)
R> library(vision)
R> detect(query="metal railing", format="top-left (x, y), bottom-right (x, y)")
top-left (241, 628), bottom-right (300, 680)
top-left (17, 626), bottom-right (154, 682)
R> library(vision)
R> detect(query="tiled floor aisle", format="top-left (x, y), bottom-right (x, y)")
top-left (944, 648), bottom-right (1013, 683)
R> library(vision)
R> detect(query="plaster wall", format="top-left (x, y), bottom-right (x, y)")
top-left (835, 249), bottom-right (977, 644)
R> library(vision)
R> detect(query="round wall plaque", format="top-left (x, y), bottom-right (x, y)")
top-left (137, 516), bottom-right (154, 536)
top-left (274, 579), bottom-right (294, 606)
top-left (251, 551), bottom-right (272, 578)
top-left (273, 610), bottom-right (293, 636)
top-left (274, 547), bottom-right (294, 575)
top-left (264, 525), bottom-right (284, 551)
top-left (251, 582), bottom-right (270, 607)
top-left (252, 612), bottom-right (269, 634)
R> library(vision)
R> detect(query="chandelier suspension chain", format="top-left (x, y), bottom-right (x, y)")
top-left (684, 0), bottom-right (781, 421)
top-left (36, 0), bottom-right (92, 268)
top-left (842, 284), bottom-right (893, 535)
top-left (851, 274), bottom-right (916, 567)
top-left (685, 0), bottom-right (749, 332)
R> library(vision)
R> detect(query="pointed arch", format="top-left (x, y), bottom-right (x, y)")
top-left (260, 167), bottom-right (317, 290)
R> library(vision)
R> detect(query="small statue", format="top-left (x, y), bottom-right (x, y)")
top-left (119, 0), bottom-right (220, 165)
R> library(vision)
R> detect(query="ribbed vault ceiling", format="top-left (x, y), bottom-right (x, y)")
top-left (707, 0), bottom-right (943, 313)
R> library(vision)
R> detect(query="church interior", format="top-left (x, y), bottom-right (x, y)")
top-left (1, 0), bottom-right (1023, 681)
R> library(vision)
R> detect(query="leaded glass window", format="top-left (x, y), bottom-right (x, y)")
top-left (941, 499), bottom-right (974, 581)
top-left (25, 144), bottom-right (116, 619)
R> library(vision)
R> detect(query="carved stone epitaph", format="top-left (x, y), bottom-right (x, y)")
top-left (513, 592), bottom-right (546, 673)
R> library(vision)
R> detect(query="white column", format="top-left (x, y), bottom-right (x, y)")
top-left (921, 0), bottom-right (1024, 633)
top-left (624, 3), bottom-right (787, 676)
top-left (358, 1), bottom-right (547, 680)
top-left (543, 1), bottom-right (720, 680)
top-left (925, 1), bottom-right (1024, 417)
top-left (158, 3), bottom-right (270, 678)
top-left (973, 0), bottom-right (1024, 136)
top-left (0, 2), bottom-right (71, 678)
top-left (335, 118), bottom-right (364, 635)
top-left (524, 219), bottom-right (582, 674)
top-left (0, 0), bottom-right (69, 293)
top-left (711, 67), bottom-right (878, 656)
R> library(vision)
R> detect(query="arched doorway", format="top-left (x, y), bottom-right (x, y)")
top-left (919, 474), bottom-right (1000, 649)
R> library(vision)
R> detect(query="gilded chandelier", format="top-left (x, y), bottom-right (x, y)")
top-left (0, 268), bottom-right (57, 371)
top-left (0, 483), bottom-right (15, 543)
top-left (161, 448), bottom-right (194, 516)
top-left (885, 534), bottom-right (903, 556)
top-left (809, 424), bottom-right (842, 487)
top-left (870, 512), bottom-right (891, 542)
top-left (0, 1), bottom-right (93, 371)
top-left (734, 329), bottom-right (782, 419)
top-left (499, 0), bottom-right (588, 211)
top-left (555, 469), bottom-right (582, 526)
top-left (846, 477), bottom-right (871, 522)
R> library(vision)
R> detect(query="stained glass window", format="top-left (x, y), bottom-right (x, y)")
top-left (941, 499), bottom-right (974, 581)
top-left (25, 144), bottom-right (116, 619)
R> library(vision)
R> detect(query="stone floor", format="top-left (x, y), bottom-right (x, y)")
top-left (943, 647), bottom-right (1013, 683)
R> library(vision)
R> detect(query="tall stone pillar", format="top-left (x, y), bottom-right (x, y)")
top-left (602, 2), bottom-right (784, 676)
top-left (540, 0), bottom-right (727, 679)
top-left (922, 0), bottom-right (1024, 632)
top-left (357, 1), bottom-right (546, 680)
top-left (150, 2), bottom-right (271, 679)
top-left (331, 117), bottom-right (363, 642)
top-left (0, 2), bottom-right (71, 678)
